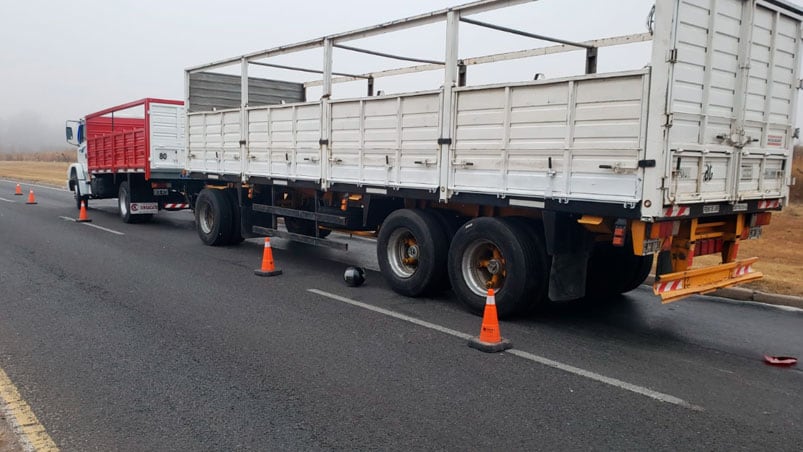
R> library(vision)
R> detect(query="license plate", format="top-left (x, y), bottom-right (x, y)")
top-left (748, 227), bottom-right (762, 240)
top-left (130, 202), bottom-right (158, 214)
top-left (642, 239), bottom-right (661, 255)
top-left (153, 189), bottom-right (168, 196)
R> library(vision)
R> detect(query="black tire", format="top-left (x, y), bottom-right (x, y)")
top-left (586, 242), bottom-right (653, 299)
top-left (118, 182), bottom-right (133, 223)
top-left (75, 189), bottom-right (88, 210)
top-left (429, 209), bottom-right (465, 291)
top-left (430, 209), bottom-right (463, 243)
top-left (377, 209), bottom-right (448, 297)
top-left (118, 181), bottom-right (152, 224)
top-left (195, 188), bottom-right (233, 246)
top-left (448, 217), bottom-right (540, 319)
top-left (504, 217), bottom-right (550, 312)
top-left (225, 189), bottom-right (245, 245)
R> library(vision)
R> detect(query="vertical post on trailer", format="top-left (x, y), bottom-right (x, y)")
top-left (438, 10), bottom-right (459, 203)
top-left (240, 57), bottom-right (249, 181)
top-left (321, 38), bottom-right (333, 190)
top-left (184, 70), bottom-right (191, 174)
top-left (144, 98), bottom-right (151, 181)
top-left (585, 47), bottom-right (598, 74)
top-left (367, 76), bottom-right (375, 96)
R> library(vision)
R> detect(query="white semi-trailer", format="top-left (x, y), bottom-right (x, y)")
top-left (75, 0), bottom-right (802, 317)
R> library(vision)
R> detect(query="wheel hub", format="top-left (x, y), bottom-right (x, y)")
top-left (486, 259), bottom-right (501, 275)
top-left (388, 228), bottom-right (418, 278)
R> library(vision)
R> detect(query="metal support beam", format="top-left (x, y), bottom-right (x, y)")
top-left (459, 16), bottom-right (593, 49)
top-left (333, 43), bottom-right (445, 65)
top-left (303, 33), bottom-right (652, 88)
top-left (240, 58), bottom-right (249, 180)
top-left (186, 0), bottom-right (535, 73)
top-left (439, 10), bottom-right (460, 203)
top-left (321, 38), bottom-right (333, 190)
top-left (249, 61), bottom-right (368, 79)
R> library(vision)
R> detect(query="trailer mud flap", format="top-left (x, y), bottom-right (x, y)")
top-left (653, 257), bottom-right (762, 303)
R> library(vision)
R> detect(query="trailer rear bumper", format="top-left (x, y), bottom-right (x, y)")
top-left (653, 257), bottom-right (762, 303)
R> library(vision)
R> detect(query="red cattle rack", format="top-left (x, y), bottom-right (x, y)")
top-left (84, 98), bottom-right (184, 180)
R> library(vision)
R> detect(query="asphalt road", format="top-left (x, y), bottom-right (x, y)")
top-left (0, 179), bottom-right (801, 451)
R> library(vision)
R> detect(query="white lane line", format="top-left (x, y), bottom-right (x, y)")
top-left (308, 289), bottom-right (473, 340)
top-left (0, 197), bottom-right (15, 203)
top-left (59, 216), bottom-right (125, 235)
top-left (82, 223), bottom-right (125, 235)
top-left (505, 349), bottom-right (703, 411)
top-left (308, 288), bottom-right (703, 412)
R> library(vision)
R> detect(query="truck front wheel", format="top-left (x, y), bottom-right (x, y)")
top-left (377, 209), bottom-right (448, 297)
top-left (195, 188), bottom-right (233, 246)
top-left (74, 187), bottom-right (88, 210)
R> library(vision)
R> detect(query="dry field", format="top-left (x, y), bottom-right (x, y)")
top-left (733, 204), bottom-right (803, 297)
top-left (0, 161), bottom-right (69, 188)
top-left (2, 154), bottom-right (801, 300)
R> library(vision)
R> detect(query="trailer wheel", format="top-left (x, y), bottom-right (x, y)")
top-left (448, 217), bottom-right (539, 318)
top-left (586, 243), bottom-right (653, 299)
top-left (504, 217), bottom-right (550, 312)
top-left (377, 209), bottom-right (448, 297)
top-left (195, 188), bottom-right (233, 246)
top-left (429, 209), bottom-right (465, 291)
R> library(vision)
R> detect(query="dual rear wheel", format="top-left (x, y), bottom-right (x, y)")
top-left (377, 211), bottom-right (549, 318)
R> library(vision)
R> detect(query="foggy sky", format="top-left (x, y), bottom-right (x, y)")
top-left (1, 0), bottom-right (802, 153)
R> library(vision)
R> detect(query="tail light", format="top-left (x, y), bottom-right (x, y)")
top-left (752, 212), bottom-right (772, 227)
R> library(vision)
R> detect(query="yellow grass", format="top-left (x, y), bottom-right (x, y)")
top-left (0, 161), bottom-right (70, 187)
top-left (738, 205), bottom-right (803, 297)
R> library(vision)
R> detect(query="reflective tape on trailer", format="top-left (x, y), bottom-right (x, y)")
top-left (654, 279), bottom-right (684, 293)
top-left (163, 203), bottom-right (190, 209)
top-left (663, 206), bottom-right (690, 217)
top-left (732, 263), bottom-right (753, 277)
top-left (757, 199), bottom-right (781, 210)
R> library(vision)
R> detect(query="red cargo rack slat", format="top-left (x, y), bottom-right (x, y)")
top-left (84, 98), bottom-right (184, 179)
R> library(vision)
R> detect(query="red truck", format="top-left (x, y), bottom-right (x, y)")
top-left (65, 98), bottom-right (193, 222)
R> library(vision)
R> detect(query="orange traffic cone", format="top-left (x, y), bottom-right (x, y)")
top-left (26, 189), bottom-right (37, 205)
top-left (77, 200), bottom-right (92, 222)
top-left (254, 237), bottom-right (282, 276)
top-left (14, 184), bottom-right (23, 195)
top-left (468, 288), bottom-right (512, 353)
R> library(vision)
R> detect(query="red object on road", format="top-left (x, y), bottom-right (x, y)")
top-left (763, 355), bottom-right (797, 366)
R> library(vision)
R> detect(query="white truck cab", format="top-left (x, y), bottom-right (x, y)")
top-left (65, 120), bottom-right (92, 208)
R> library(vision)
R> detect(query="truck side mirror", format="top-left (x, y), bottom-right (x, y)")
top-left (66, 126), bottom-right (73, 141)
top-left (77, 124), bottom-right (84, 143)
